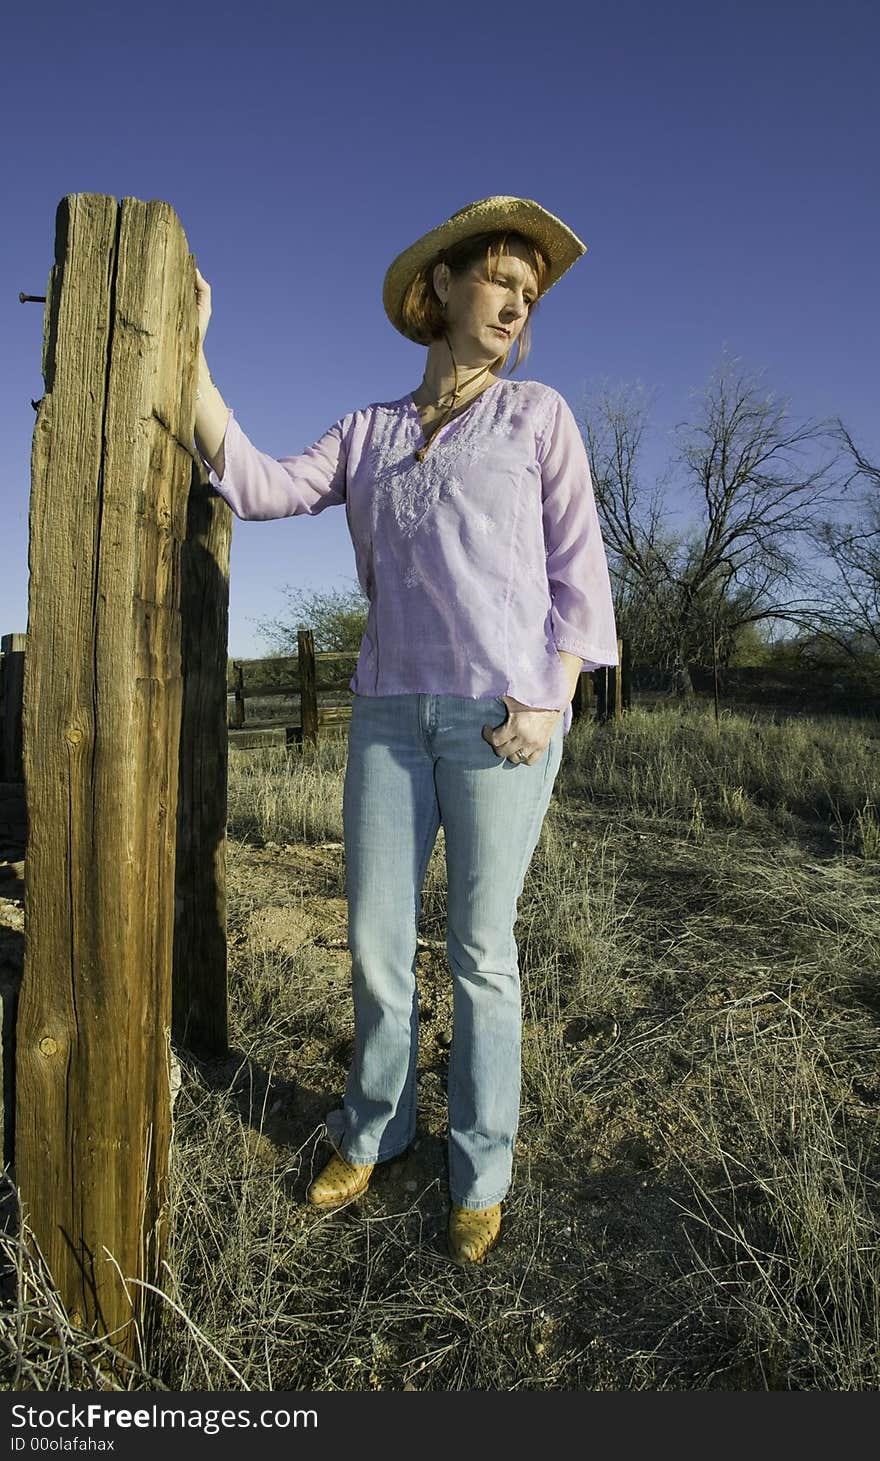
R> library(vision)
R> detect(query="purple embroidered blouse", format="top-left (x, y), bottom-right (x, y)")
top-left (201, 377), bottom-right (619, 735)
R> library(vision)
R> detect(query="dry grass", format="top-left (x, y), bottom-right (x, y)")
top-left (2, 701), bottom-right (878, 1390)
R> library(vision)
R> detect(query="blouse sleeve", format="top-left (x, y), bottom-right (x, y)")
top-left (537, 391), bottom-right (619, 672)
top-left (200, 408), bottom-right (347, 521)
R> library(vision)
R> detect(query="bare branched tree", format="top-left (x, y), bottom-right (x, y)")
top-left (580, 351), bottom-right (840, 698)
top-left (799, 420), bottom-right (880, 664)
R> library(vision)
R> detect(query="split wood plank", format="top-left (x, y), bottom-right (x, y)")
top-left (16, 192), bottom-right (211, 1350)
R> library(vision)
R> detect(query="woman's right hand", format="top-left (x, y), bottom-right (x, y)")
top-left (194, 263), bottom-right (212, 347)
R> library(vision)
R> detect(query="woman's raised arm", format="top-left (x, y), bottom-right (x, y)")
top-left (192, 266), bottom-right (230, 476)
top-left (190, 264), bottom-right (347, 521)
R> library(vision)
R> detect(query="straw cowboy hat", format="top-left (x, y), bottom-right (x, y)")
top-left (383, 195), bottom-right (587, 340)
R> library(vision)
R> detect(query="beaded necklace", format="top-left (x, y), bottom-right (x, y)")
top-left (413, 341), bottom-right (497, 463)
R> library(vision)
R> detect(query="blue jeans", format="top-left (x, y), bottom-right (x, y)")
top-left (325, 693), bottom-right (563, 1210)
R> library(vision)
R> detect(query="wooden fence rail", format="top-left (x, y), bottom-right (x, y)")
top-left (226, 637), bottom-right (631, 745)
top-left (226, 637), bottom-right (360, 749)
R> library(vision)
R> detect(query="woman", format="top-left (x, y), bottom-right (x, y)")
top-left (194, 196), bottom-right (619, 1264)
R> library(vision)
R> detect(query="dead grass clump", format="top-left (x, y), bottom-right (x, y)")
top-left (0, 1186), bottom-right (161, 1391)
top-left (665, 1004), bottom-right (880, 1390)
top-left (561, 704), bottom-right (879, 851)
top-left (516, 804), bottom-right (641, 1135)
top-left (227, 734), bottom-right (349, 844)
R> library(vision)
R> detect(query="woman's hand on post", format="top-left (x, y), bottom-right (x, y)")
top-left (194, 264), bottom-right (212, 348)
top-left (481, 696), bottom-right (561, 765)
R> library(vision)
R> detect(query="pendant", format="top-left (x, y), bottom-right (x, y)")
top-left (414, 446), bottom-right (428, 463)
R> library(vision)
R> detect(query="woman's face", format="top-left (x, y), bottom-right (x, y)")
top-left (435, 237), bottom-right (539, 364)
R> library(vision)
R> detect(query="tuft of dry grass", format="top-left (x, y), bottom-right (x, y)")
top-left (562, 702), bottom-right (879, 851)
top-left (227, 733), bottom-right (349, 845)
top-left (0, 1184), bottom-right (165, 1391)
top-left (661, 1002), bottom-right (880, 1390)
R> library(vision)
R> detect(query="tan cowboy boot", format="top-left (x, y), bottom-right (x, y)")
top-left (306, 1151), bottom-right (375, 1208)
top-left (448, 1203), bottom-right (502, 1263)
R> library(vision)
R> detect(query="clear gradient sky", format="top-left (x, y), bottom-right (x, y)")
top-left (2, 0), bottom-right (877, 657)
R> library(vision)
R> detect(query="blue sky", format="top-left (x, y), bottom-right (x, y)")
top-left (2, 0), bottom-right (877, 657)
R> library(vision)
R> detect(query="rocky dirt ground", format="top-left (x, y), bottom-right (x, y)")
top-left (220, 830), bottom-right (464, 1211)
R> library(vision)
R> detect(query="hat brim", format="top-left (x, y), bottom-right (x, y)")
top-left (382, 195), bottom-right (586, 341)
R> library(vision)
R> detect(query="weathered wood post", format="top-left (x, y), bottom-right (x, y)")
top-left (593, 664), bottom-right (606, 721)
top-left (621, 636), bottom-right (631, 713)
top-left (228, 660), bottom-right (246, 728)
top-left (298, 629), bottom-right (318, 746)
top-left (611, 637), bottom-right (624, 721)
top-left (594, 638), bottom-right (625, 723)
top-left (0, 634), bottom-right (26, 782)
top-left (15, 192), bottom-right (226, 1352)
top-left (583, 671), bottom-right (595, 719)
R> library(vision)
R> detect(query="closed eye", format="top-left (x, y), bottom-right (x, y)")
top-left (495, 275), bottom-right (535, 306)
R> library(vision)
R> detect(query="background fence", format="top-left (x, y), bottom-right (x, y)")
top-left (10, 632), bottom-right (879, 780)
top-left (226, 630), bottom-right (360, 750)
top-left (224, 634), bottom-right (630, 751)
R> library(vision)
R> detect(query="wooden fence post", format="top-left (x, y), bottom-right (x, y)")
top-left (572, 668), bottom-right (595, 723)
top-left (611, 637), bottom-right (624, 721)
top-left (594, 665), bottom-right (607, 721)
top-left (0, 634), bottom-right (26, 782)
top-left (298, 630), bottom-right (318, 747)
top-left (621, 636), bottom-right (631, 712)
top-left (230, 661), bottom-right (246, 727)
top-left (594, 638), bottom-right (625, 723)
top-left (16, 193), bottom-right (200, 1353)
top-left (581, 670), bottom-right (594, 719)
